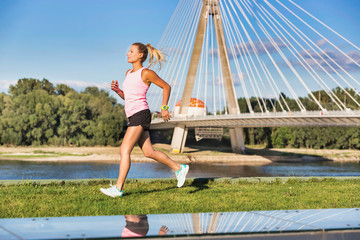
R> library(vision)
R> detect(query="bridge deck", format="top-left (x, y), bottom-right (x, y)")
top-left (151, 110), bottom-right (360, 129)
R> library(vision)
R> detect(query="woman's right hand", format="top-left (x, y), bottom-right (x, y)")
top-left (111, 80), bottom-right (120, 93)
top-left (159, 225), bottom-right (169, 235)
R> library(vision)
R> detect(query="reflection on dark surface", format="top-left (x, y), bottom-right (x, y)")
top-left (123, 210), bottom-right (360, 238)
top-left (0, 209), bottom-right (359, 239)
top-left (1, 160), bottom-right (360, 180)
top-left (122, 215), bottom-right (169, 237)
top-left (122, 215), bottom-right (149, 237)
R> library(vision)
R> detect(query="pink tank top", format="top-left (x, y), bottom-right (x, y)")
top-left (122, 67), bottom-right (150, 117)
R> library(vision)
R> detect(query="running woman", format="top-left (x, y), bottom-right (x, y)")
top-left (100, 42), bottom-right (189, 197)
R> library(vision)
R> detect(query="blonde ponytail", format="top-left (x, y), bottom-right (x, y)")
top-left (146, 43), bottom-right (166, 69)
top-left (132, 42), bottom-right (166, 69)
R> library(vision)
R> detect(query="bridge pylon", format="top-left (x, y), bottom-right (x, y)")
top-left (170, 0), bottom-right (245, 154)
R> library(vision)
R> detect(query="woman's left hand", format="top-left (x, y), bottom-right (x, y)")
top-left (161, 110), bottom-right (171, 122)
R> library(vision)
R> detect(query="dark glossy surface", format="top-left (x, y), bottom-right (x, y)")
top-left (1, 208), bottom-right (360, 239)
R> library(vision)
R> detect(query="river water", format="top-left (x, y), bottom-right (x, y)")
top-left (1, 160), bottom-right (359, 180)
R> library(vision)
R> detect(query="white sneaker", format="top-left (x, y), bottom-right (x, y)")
top-left (176, 164), bottom-right (189, 188)
top-left (100, 184), bottom-right (123, 198)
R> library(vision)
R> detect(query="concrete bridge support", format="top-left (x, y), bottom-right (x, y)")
top-left (191, 212), bottom-right (220, 235)
top-left (229, 128), bottom-right (245, 153)
top-left (171, 124), bottom-right (188, 153)
top-left (171, 0), bottom-right (245, 153)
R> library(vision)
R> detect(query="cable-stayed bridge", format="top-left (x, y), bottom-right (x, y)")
top-left (148, 0), bottom-right (360, 153)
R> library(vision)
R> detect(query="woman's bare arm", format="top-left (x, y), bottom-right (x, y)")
top-left (143, 69), bottom-right (171, 122)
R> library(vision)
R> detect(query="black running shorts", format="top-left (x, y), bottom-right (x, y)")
top-left (127, 109), bottom-right (151, 131)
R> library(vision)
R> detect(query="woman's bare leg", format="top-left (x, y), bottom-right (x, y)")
top-left (115, 126), bottom-right (144, 191)
top-left (138, 131), bottom-right (181, 171)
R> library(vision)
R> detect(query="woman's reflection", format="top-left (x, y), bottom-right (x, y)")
top-left (122, 215), bottom-right (169, 237)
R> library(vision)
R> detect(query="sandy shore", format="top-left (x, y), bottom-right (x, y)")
top-left (0, 144), bottom-right (359, 164)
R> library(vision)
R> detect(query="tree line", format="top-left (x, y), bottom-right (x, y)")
top-left (243, 127), bottom-right (360, 149)
top-left (238, 88), bottom-right (360, 149)
top-left (0, 78), bottom-right (126, 146)
top-left (0, 78), bottom-right (359, 149)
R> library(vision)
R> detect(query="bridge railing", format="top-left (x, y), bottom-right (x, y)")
top-left (151, 110), bottom-right (360, 129)
top-left (152, 109), bottom-right (360, 122)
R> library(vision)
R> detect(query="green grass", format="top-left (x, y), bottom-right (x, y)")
top-left (1, 178), bottom-right (359, 218)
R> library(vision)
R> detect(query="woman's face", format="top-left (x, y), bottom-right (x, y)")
top-left (127, 45), bottom-right (143, 63)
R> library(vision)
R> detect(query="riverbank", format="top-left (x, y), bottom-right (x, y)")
top-left (0, 144), bottom-right (359, 163)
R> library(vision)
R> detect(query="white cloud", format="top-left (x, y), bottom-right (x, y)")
top-left (316, 39), bottom-right (327, 47)
top-left (212, 72), bottom-right (248, 87)
top-left (0, 80), bottom-right (17, 93)
top-left (53, 80), bottom-right (109, 90)
top-left (162, 47), bottom-right (185, 56)
top-left (210, 39), bottom-right (288, 59)
top-left (232, 72), bottom-right (248, 86)
top-left (298, 48), bottom-right (360, 73)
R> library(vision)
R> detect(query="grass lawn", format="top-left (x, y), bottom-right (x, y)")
top-left (1, 178), bottom-right (359, 218)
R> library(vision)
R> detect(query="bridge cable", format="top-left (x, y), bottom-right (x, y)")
top-left (222, 0), bottom-right (266, 113)
top-left (149, 0), bottom-right (193, 111)
top-left (154, 0), bottom-right (188, 89)
top-left (229, 0), bottom-right (289, 113)
top-left (265, 0), bottom-right (360, 108)
top-left (195, 13), bottom-right (207, 116)
top-left (288, 0), bottom-right (360, 53)
top-left (235, 0), bottom-right (272, 112)
top-left (244, 0), bottom-right (326, 111)
top-left (239, 0), bottom-right (308, 112)
top-left (231, 0), bottom-right (299, 111)
top-left (241, 0), bottom-right (318, 111)
top-left (181, 1), bottom-right (202, 106)
top-left (225, 0), bottom-right (281, 113)
top-left (255, 2), bottom-right (346, 111)
top-left (156, 0), bottom-right (200, 110)
top-left (171, 0), bottom-right (203, 110)
top-left (210, 14), bottom-right (217, 115)
top-left (274, 0), bottom-right (360, 89)
top-left (220, 1), bottom-right (254, 113)
top-left (222, 0), bottom-right (288, 112)
top-left (224, 212), bottom-right (239, 233)
top-left (204, 6), bottom-right (210, 115)
top-left (195, 4), bottom-right (211, 116)
top-left (217, 34), bottom-right (228, 115)
top-left (278, 0), bottom-right (360, 70)
top-left (233, 0), bottom-right (305, 111)
top-left (166, 0), bottom-right (201, 109)
top-left (156, 0), bottom-right (184, 50)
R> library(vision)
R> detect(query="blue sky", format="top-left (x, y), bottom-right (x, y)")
top-left (0, 0), bottom-right (359, 105)
top-left (0, 0), bottom-right (178, 95)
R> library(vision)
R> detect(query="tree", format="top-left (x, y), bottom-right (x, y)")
top-left (55, 84), bottom-right (75, 96)
top-left (9, 78), bottom-right (54, 96)
top-left (1, 79), bottom-right (127, 146)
